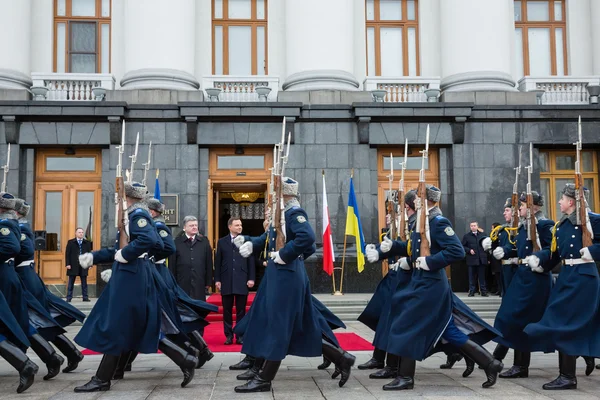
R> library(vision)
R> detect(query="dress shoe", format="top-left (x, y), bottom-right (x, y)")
top-left (237, 366), bottom-right (259, 380)
top-left (468, 292), bottom-right (474, 297)
top-left (499, 365), bottom-right (528, 378)
top-left (229, 356), bottom-right (253, 370)
top-left (542, 374), bottom-right (577, 390)
top-left (369, 366), bottom-right (398, 379)
top-left (234, 376), bottom-right (271, 393)
top-left (18, 360), bottom-right (38, 393)
top-left (224, 337), bottom-right (233, 345)
top-left (66, 299), bottom-right (72, 303)
top-left (74, 376), bottom-right (111, 392)
top-left (357, 357), bottom-right (384, 370)
top-left (317, 357), bottom-right (331, 369)
top-left (382, 376), bottom-right (414, 390)
top-left (83, 298), bottom-right (91, 302)
top-left (236, 337), bottom-right (243, 345)
top-left (481, 292), bottom-right (489, 297)
top-left (440, 353), bottom-right (462, 369)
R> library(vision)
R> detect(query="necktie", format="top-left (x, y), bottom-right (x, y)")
top-left (78, 240), bottom-right (82, 255)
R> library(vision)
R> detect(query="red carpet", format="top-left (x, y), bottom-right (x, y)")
top-left (205, 293), bottom-right (256, 323)
top-left (81, 321), bottom-right (373, 355)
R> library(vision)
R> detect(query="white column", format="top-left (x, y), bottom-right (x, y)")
top-left (566, 0), bottom-right (592, 76)
top-left (120, 0), bottom-right (199, 90)
top-left (0, 0), bottom-right (32, 89)
top-left (440, 0), bottom-right (516, 92)
top-left (590, 0), bottom-right (600, 74)
top-left (30, 0), bottom-right (53, 75)
top-left (282, 0), bottom-right (358, 91)
top-left (419, 0), bottom-right (441, 77)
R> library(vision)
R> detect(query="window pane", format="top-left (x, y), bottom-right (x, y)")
top-left (77, 192), bottom-right (95, 242)
top-left (45, 192), bottom-right (62, 251)
top-left (367, 27), bottom-right (376, 76)
top-left (57, 23), bottom-right (66, 73)
top-left (556, 154), bottom-right (575, 170)
top-left (380, 27), bottom-right (403, 76)
top-left (366, 0), bottom-right (375, 20)
top-left (408, 27), bottom-right (417, 76)
top-left (217, 155), bottom-right (265, 169)
top-left (215, 25), bottom-right (223, 74)
top-left (540, 178), bottom-right (550, 217)
top-left (101, 24), bottom-right (110, 73)
top-left (215, 0), bottom-right (223, 18)
top-left (72, 0), bottom-right (96, 17)
top-left (257, 0), bottom-right (265, 19)
top-left (584, 178), bottom-right (596, 211)
top-left (383, 156), bottom-right (427, 170)
top-left (228, 26), bottom-right (252, 75)
top-left (527, 0), bottom-right (549, 21)
top-left (57, 0), bottom-right (67, 16)
top-left (407, 0), bottom-right (416, 20)
top-left (71, 22), bottom-right (97, 52)
top-left (46, 157), bottom-right (96, 171)
top-left (229, 0), bottom-right (251, 19)
top-left (555, 28), bottom-right (564, 76)
top-left (380, 0), bottom-right (402, 20)
top-left (514, 1), bottom-right (522, 21)
top-left (554, 1), bottom-right (562, 20)
top-left (539, 151), bottom-right (549, 172)
top-left (528, 28), bottom-right (551, 75)
top-left (257, 26), bottom-right (266, 75)
top-left (71, 54), bottom-right (97, 73)
top-left (515, 28), bottom-right (524, 79)
top-left (101, 0), bottom-right (110, 17)
top-left (582, 152), bottom-right (594, 172)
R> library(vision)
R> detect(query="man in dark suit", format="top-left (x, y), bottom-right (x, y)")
top-left (215, 217), bottom-right (255, 345)
top-left (462, 221), bottom-right (489, 297)
top-left (65, 227), bottom-right (93, 302)
top-left (169, 216), bottom-right (213, 301)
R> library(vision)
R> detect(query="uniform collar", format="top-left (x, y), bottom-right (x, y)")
top-left (153, 215), bottom-right (166, 223)
top-left (18, 218), bottom-right (28, 224)
top-left (428, 206), bottom-right (442, 220)
top-left (559, 212), bottom-right (577, 226)
top-left (127, 202), bottom-right (149, 214)
top-left (284, 198), bottom-right (301, 212)
top-left (0, 211), bottom-right (17, 220)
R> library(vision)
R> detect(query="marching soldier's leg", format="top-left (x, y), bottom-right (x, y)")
top-left (237, 357), bottom-right (264, 380)
top-left (382, 357), bottom-right (415, 391)
top-left (317, 356), bottom-right (331, 370)
top-left (321, 338), bottom-right (356, 387)
top-left (543, 352), bottom-right (577, 390)
top-left (370, 353), bottom-right (399, 379)
top-left (51, 334), bottom-right (84, 373)
top-left (459, 340), bottom-right (503, 388)
top-left (158, 338), bottom-right (198, 388)
top-left (74, 354), bottom-right (120, 392)
top-left (463, 357), bottom-right (475, 377)
top-left (187, 330), bottom-right (214, 368)
top-left (492, 344), bottom-right (509, 362)
top-left (0, 340), bottom-right (39, 393)
top-left (500, 350), bottom-right (529, 378)
top-left (358, 347), bottom-right (385, 370)
top-left (440, 352), bottom-right (463, 369)
top-left (28, 333), bottom-right (64, 380)
top-left (230, 354), bottom-right (255, 370)
top-left (582, 356), bottom-right (594, 376)
top-left (113, 351), bottom-right (135, 380)
top-left (235, 360), bottom-right (281, 393)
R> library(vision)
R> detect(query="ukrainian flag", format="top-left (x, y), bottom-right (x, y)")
top-left (154, 169), bottom-right (161, 201)
top-left (345, 177), bottom-right (366, 272)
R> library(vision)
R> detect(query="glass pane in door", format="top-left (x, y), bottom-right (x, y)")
top-left (45, 192), bottom-right (63, 251)
top-left (77, 191), bottom-right (95, 244)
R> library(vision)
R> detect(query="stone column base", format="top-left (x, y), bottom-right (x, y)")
top-left (282, 69), bottom-right (359, 91)
top-left (120, 68), bottom-right (200, 90)
top-left (441, 71), bottom-right (517, 92)
top-left (0, 69), bottom-right (32, 90)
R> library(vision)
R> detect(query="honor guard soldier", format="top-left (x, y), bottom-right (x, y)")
top-left (524, 183), bottom-right (600, 390)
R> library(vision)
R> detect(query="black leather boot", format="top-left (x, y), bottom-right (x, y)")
top-left (0, 340), bottom-right (39, 393)
top-left (125, 352), bottom-right (138, 371)
top-left (188, 330), bottom-right (214, 369)
top-left (113, 351), bottom-right (135, 380)
top-left (237, 358), bottom-right (264, 380)
top-left (440, 352), bottom-right (463, 369)
top-left (230, 355), bottom-right (254, 370)
top-left (74, 354), bottom-right (119, 392)
top-left (158, 338), bottom-right (198, 388)
top-left (382, 357), bottom-right (415, 390)
top-left (322, 339), bottom-right (356, 387)
top-left (543, 353), bottom-right (577, 390)
top-left (358, 347), bottom-right (385, 370)
top-left (235, 360), bottom-right (280, 393)
top-left (28, 333), bottom-right (64, 380)
top-left (500, 350), bottom-right (529, 378)
top-left (51, 334), bottom-right (84, 373)
top-left (317, 357), bottom-right (331, 369)
top-left (492, 344), bottom-right (509, 362)
top-left (459, 340), bottom-right (503, 388)
top-left (583, 356), bottom-right (595, 376)
top-left (370, 353), bottom-right (399, 379)
top-left (463, 357), bottom-right (475, 377)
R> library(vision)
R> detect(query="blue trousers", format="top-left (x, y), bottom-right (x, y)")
top-left (468, 265), bottom-right (487, 293)
top-left (67, 275), bottom-right (88, 300)
top-left (441, 317), bottom-right (469, 347)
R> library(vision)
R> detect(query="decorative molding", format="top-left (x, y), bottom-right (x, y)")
top-left (185, 117), bottom-right (198, 145)
top-left (357, 116), bottom-right (371, 144)
top-left (451, 116), bottom-right (467, 144)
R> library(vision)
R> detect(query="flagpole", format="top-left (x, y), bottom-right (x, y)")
top-left (337, 168), bottom-right (354, 296)
top-left (324, 169), bottom-right (337, 295)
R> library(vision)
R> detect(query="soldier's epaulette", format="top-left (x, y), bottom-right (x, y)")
top-left (133, 209), bottom-right (143, 214)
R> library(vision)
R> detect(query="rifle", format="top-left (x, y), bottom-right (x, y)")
top-left (128, 133), bottom-right (140, 183)
top-left (398, 139), bottom-right (409, 241)
top-left (386, 153), bottom-right (397, 241)
top-left (511, 146), bottom-right (522, 232)
top-left (575, 116), bottom-right (593, 247)
top-left (1, 143), bottom-right (9, 193)
top-left (141, 141), bottom-right (152, 186)
top-left (115, 121), bottom-right (129, 248)
top-left (525, 142), bottom-right (540, 252)
top-left (416, 125), bottom-right (431, 257)
top-left (273, 117), bottom-right (291, 251)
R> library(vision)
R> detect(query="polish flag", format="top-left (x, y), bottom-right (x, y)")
top-left (322, 172), bottom-right (335, 275)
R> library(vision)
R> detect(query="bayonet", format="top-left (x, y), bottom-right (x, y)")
top-left (141, 142), bottom-right (152, 187)
top-left (127, 133), bottom-right (139, 183)
top-left (1, 143), bottom-right (10, 193)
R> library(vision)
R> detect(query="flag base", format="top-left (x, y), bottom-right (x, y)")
top-left (332, 290), bottom-right (343, 296)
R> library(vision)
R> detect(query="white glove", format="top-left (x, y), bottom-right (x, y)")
top-left (492, 247), bottom-right (505, 260)
top-left (115, 249), bottom-right (128, 264)
top-left (366, 245), bottom-right (379, 263)
top-left (482, 237), bottom-right (492, 252)
top-left (101, 269), bottom-right (112, 283)
top-left (270, 251), bottom-right (285, 265)
top-left (580, 247), bottom-right (594, 262)
top-left (233, 235), bottom-right (245, 248)
top-left (528, 255), bottom-right (543, 273)
top-left (389, 262), bottom-right (399, 271)
top-left (415, 256), bottom-right (430, 271)
top-left (239, 241), bottom-right (253, 258)
top-left (380, 237), bottom-right (393, 253)
top-left (78, 253), bottom-right (94, 269)
top-left (399, 257), bottom-right (410, 271)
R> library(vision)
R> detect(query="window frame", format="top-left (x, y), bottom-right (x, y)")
top-left (211, 0), bottom-right (269, 75)
top-left (365, 0), bottom-right (420, 77)
top-left (53, 0), bottom-right (112, 74)
top-left (514, 0), bottom-right (567, 76)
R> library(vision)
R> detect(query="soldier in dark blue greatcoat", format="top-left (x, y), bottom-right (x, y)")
top-left (524, 183), bottom-right (600, 390)
top-left (232, 178), bottom-right (356, 393)
top-left (366, 185), bottom-right (503, 391)
top-left (13, 198), bottom-right (86, 374)
top-left (491, 191), bottom-right (554, 379)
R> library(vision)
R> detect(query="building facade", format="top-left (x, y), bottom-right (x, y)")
top-left (1, 0), bottom-right (599, 294)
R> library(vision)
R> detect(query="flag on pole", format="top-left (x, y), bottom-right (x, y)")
top-left (154, 169), bottom-right (161, 200)
top-left (322, 172), bottom-right (335, 276)
top-left (345, 176), bottom-right (366, 272)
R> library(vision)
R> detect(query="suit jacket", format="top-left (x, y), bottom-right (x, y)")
top-left (214, 235), bottom-right (255, 295)
top-left (65, 238), bottom-right (93, 276)
top-left (462, 231), bottom-right (488, 266)
top-left (168, 234), bottom-right (213, 300)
